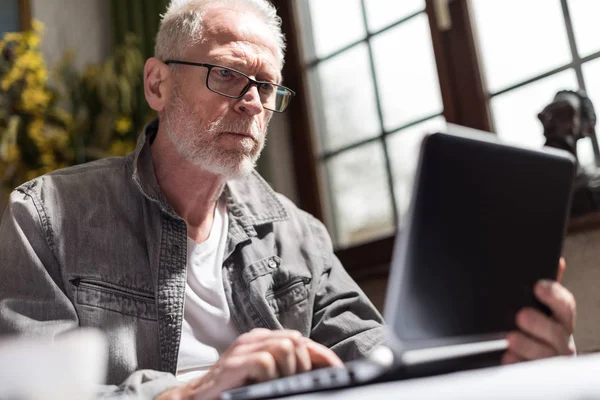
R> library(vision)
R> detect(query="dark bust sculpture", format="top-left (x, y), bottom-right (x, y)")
top-left (538, 89), bottom-right (599, 218)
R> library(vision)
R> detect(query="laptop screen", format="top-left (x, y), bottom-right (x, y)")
top-left (386, 128), bottom-right (575, 344)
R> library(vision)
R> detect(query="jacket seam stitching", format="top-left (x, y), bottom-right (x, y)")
top-left (16, 187), bottom-right (60, 265)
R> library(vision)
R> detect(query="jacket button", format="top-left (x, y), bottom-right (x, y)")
top-left (268, 260), bottom-right (277, 269)
top-left (165, 314), bottom-right (173, 323)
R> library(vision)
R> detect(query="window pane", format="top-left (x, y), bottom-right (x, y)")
top-left (0, 0), bottom-right (19, 33)
top-left (491, 70), bottom-right (578, 148)
top-left (311, 44), bottom-right (381, 152)
top-left (364, 0), bottom-right (424, 32)
top-left (325, 142), bottom-right (395, 248)
top-left (307, 0), bottom-right (366, 59)
top-left (386, 117), bottom-right (446, 220)
top-left (568, 0), bottom-right (600, 58)
top-left (471, 0), bottom-right (572, 93)
top-left (576, 137), bottom-right (595, 169)
top-left (371, 14), bottom-right (442, 131)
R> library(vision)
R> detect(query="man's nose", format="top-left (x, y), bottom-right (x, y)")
top-left (235, 84), bottom-right (263, 115)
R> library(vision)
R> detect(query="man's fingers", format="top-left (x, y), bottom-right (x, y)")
top-left (228, 329), bottom-right (332, 375)
top-left (305, 339), bottom-right (344, 368)
top-left (507, 331), bottom-right (556, 361)
top-left (235, 328), bottom-right (303, 345)
top-left (228, 337), bottom-right (297, 376)
top-left (261, 338), bottom-right (298, 376)
top-left (534, 280), bottom-right (576, 334)
top-left (516, 308), bottom-right (572, 355)
top-left (156, 384), bottom-right (198, 400)
top-left (183, 330), bottom-right (341, 400)
top-left (244, 352), bottom-right (281, 382)
top-left (216, 352), bottom-right (280, 387)
top-left (501, 350), bottom-right (524, 365)
top-left (294, 338), bottom-right (312, 373)
top-left (192, 353), bottom-right (280, 400)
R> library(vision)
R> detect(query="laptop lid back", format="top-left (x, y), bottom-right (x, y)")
top-left (384, 126), bottom-right (576, 353)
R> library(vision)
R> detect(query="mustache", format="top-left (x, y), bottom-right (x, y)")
top-left (208, 118), bottom-right (262, 139)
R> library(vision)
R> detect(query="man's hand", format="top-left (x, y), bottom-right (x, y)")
top-left (503, 258), bottom-right (576, 364)
top-left (156, 328), bottom-right (343, 400)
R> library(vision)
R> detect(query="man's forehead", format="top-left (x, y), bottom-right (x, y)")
top-left (199, 7), bottom-right (282, 68)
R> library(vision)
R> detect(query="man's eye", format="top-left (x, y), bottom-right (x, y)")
top-left (217, 69), bottom-right (232, 78)
top-left (259, 83), bottom-right (274, 93)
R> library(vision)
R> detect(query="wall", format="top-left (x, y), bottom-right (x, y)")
top-left (30, 0), bottom-right (111, 70)
top-left (562, 226), bottom-right (600, 354)
top-left (261, 113), bottom-right (299, 204)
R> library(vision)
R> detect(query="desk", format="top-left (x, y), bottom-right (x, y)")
top-left (293, 353), bottom-right (600, 399)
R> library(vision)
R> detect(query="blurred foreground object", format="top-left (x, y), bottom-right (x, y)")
top-left (0, 328), bottom-right (108, 400)
top-left (538, 89), bottom-right (599, 218)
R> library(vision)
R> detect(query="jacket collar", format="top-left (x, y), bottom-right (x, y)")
top-left (130, 119), bottom-right (289, 228)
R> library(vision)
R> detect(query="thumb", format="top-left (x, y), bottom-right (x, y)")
top-left (556, 257), bottom-right (566, 282)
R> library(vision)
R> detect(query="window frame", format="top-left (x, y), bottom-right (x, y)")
top-left (19, 0), bottom-right (31, 31)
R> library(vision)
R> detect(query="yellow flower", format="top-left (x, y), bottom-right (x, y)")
top-left (28, 118), bottom-right (44, 139)
top-left (31, 19), bottom-right (45, 33)
top-left (1, 67), bottom-right (24, 91)
top-left (36, 67), bottom-right (48, 83)
top-left (3, 32), bottom-right (23, 43)
top-left (109, 140), bottom-right (126, 156)
top-left (45, 127), bottom-right (69, 150)
top-left (21, 87), bottom-right (51, 114)
top-left (40, 152), bottom-right (56, 168)
top-left (26, 32), bottom-right (41, 49)
top-left (15, 50), bottom-right (45, 71)
top-left (114, 116), bottom-right (133, 135)
top-left (52, 108), bottom-right (73, 127)
top-left (108, 140), bottom-right (135, 156)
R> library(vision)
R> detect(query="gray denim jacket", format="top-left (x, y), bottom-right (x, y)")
top-left (0, 120), bottom-right (384, 398)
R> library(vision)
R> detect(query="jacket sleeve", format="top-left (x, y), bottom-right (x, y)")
top-left (0, 189), bottom-right (182, 399)
top-left (0, 188), bottom-right (79, 335)
top-left (307, 215), bottom-right (386, 361)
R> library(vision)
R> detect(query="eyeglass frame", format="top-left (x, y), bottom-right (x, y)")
top-left (163, 60), bottom-right (296, 113)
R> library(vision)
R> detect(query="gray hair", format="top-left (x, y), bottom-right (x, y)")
top-left (155, 0), bottom-right (286, 67)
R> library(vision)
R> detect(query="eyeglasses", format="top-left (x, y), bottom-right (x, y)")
top-left (164, 60), bottom-right (296, 113)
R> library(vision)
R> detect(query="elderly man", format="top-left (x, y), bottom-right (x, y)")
top-left (0, 0), bottom-right (576, 399)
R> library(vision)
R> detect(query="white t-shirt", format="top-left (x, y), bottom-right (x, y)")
top-left (176, 200), bottom-right (239, 382)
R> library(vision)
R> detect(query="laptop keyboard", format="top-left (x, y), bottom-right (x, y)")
top-left (220, 360), bottom-right (387, 400)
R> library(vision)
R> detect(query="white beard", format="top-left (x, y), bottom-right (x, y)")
top-left (163, 86), bottom-right (268, 179)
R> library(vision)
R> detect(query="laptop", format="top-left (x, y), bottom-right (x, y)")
top-left (221, 124), bottom-right (576, 400)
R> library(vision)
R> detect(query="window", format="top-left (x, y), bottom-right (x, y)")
top-left (295, 0), bottom-right (446, 248)
top-left (274, 0), bottom-right (600, 277)
top-left (471, 0), bottom-right (600, 167)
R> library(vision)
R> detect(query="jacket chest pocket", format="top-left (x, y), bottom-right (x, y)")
top-left (239, 256), bottom-right (313, 318)
top-left (265, 276), bottom-right (311, 315)
top-left (70, 277), bottom-right (157, 321)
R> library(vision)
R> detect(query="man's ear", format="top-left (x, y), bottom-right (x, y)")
top-left (144, 58), bottom-right (171, 112)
